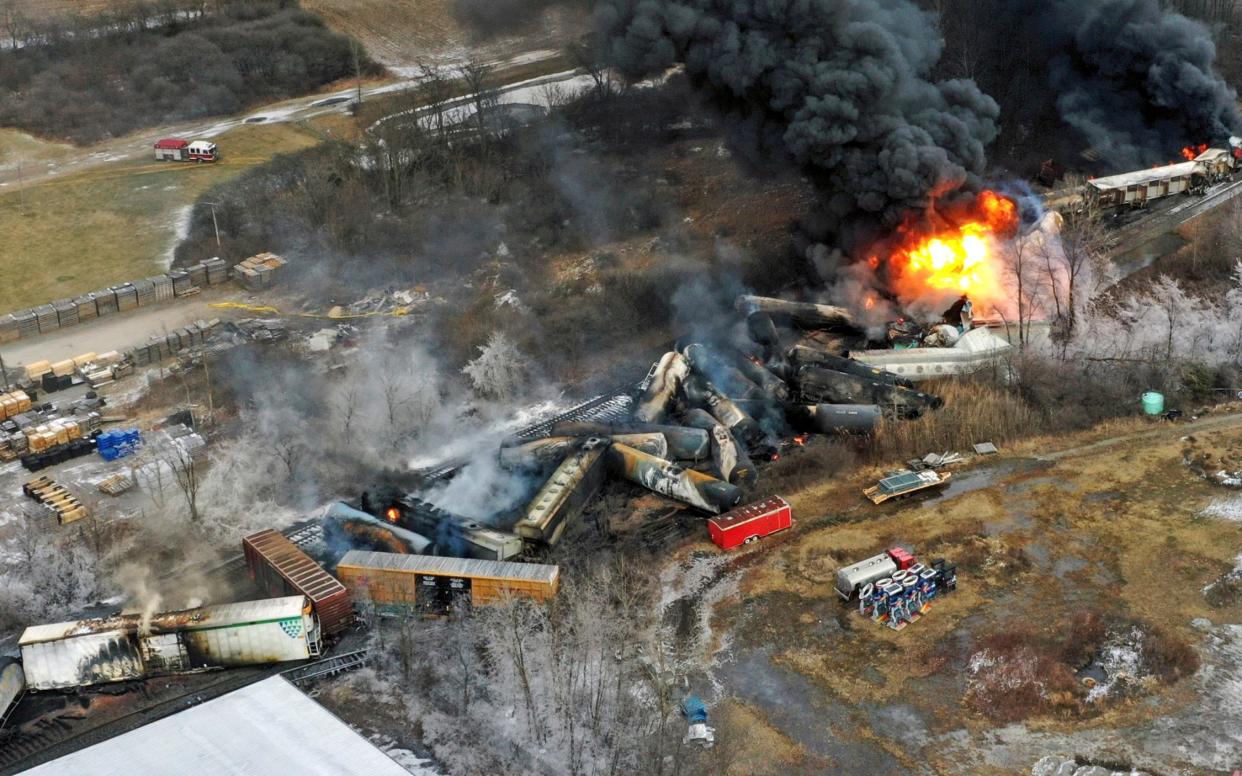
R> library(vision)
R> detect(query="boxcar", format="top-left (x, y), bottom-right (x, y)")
top-left (243, 529), bottom-right (354, 636)
top-left (1086, 161), bottom-right (1205, 209)
top-left (335, 550), bottom-right (559, 616)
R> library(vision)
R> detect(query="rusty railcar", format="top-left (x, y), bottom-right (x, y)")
top-left (336, 550), bottom-right (559, 616)
top-left (243, 529), bottom-right (354, 637)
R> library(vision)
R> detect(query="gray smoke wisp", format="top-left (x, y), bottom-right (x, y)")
top-left (596, 0), bottom-right (1000, 247)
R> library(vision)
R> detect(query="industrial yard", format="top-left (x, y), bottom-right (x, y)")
top-left (4, 1), bottom-right (1242, 775)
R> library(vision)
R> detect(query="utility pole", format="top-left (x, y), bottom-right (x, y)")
top-left (17, 160), bottom-right (26, 215)
top-left (202, 201), bottom-right (222, 254)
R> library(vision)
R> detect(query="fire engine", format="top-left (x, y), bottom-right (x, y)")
top-left (154, 138), bottom-right (219, 163)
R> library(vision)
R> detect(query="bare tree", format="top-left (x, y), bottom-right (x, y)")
top-left (567, 37), bottom-right (613, 101)
top-left (458, 60), bottom-right (498, 139)
top-left (165, 440), bottom-right (203, 523)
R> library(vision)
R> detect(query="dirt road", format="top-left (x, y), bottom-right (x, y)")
top-left (0, 288), bottom-right (245, 370)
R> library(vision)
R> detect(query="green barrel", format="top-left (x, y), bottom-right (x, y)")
top-left (1141, 391), bottom-right (1165, 416)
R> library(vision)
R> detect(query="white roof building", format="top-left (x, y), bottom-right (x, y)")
top-left (20, 676), bottom-right (412, 775)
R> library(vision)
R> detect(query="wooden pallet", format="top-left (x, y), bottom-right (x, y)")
top-left (23, 476), bottom-right (88, 525)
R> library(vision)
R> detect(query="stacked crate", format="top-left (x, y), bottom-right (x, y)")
top-left (0, 315), bottom-right (17, 344)
top-left (12, 310), bottom-right (37, 339)
top-left (187, 263), bottom-right (208, 288)
top-left (233, 252), bottom-right (288, 291)
top-left (169, 269), bottom-right (195, 297)
top-left (74, 295), bottom-right (98, 323)
top-left (203, 257), bottom-right (229, 285)
top-left (92, 289), bottom-right (118, 317)
top-left (0, 390), bottom-right (32, 421)
top-left (33, 305), bottom-right (58, 334)
top-left (150, 275), bottom-right (174, 302)
top-left (112, 283), bottom-right (139, 312)
top-left (53, 299), bottom-right (78, 328)
top-left (132, 278), bottom-right (156, 306)
top-left (97, 429), bottom-right (141, 461)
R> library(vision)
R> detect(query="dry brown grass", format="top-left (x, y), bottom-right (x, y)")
top-left (870, 379), bottom-right (1040, 462)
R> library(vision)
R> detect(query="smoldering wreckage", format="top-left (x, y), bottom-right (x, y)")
top-left (0, 286), bottom-right (1003, 751)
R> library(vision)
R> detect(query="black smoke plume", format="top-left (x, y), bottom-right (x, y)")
top-left (944, 0), bottom-right (1240, 170)
top-left (594, 0), bottom-right (1001, 248)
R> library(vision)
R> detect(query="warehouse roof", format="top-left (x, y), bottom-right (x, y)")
top-left (338, 550), bottom-right (559, 584)
top-left (1087, 160), bottom-right (1200, 190)
top-left (20, 676), bottom-right (412, 776)
top-left (20, 596), bottom-right (307, 645)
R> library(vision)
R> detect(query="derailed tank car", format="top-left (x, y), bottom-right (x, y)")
top-left (19, 596), bottom-right (321, 691)
top-left (516, 436), bottom-right (609, 545)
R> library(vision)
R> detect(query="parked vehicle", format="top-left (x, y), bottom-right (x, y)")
top-left (154, 138), bottom-right (218, 162)
top-left (706, 496), bottom-right (792, 549)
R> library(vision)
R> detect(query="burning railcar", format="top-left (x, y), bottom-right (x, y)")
top-left (19, 596), bottom-right (321, 692)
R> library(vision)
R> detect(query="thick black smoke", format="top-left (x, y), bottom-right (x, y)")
top-left (1047, 0), bottom-right (1240, 166)
top-left (946, 0), bottom-right (1240, 170)
top-left (594, 0), bottom-right (1000, 247)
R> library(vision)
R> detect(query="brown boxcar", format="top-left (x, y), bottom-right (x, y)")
top-left (242, 529), bottom-right (353, 636)
top-left (335, 550), bottom-right (559, 616)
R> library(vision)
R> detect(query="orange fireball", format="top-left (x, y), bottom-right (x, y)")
top-left (1181, 143), bottom-right (1208, 161)
top-left (887, 190), bottom-right (1020, 309)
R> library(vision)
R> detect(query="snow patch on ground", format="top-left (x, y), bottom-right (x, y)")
top-left (163, 204), bottom-right (193, 269)
top-left (1202, 494), bottom-right (1242, 521)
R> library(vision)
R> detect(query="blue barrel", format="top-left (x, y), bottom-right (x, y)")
top-left (919, 568), bottom-right (938, 597)
top-left (1141, 392), bottom-right (1164, 416)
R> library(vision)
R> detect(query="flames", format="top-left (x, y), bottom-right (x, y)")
top-left (885, 190), bottom-right (1020, 312)
top-left (385, 506), bottom-right (400, 523)
top-left (1181, 143), bottom-right (1208, 161)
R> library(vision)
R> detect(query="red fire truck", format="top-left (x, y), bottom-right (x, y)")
top-left (707, 497), bottom-right (792, 550)
top-left (154, 138), bottom-right (218, 162)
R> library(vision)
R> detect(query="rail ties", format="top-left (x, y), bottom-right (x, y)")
top-left (281, 649), bottom-right (370, 687)
top-left (416, 392), bottom-right (635, 484)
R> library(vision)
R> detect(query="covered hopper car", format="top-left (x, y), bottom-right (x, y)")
top-left (19, 596), bottom-right (321, 691)
top-left (243, 529), bottom-right (354, 637)
top-left (335, 550), bottom-right (559, 616)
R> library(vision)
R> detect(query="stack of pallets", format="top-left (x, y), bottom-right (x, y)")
top-left (23, 476), bottom-right (88, 525)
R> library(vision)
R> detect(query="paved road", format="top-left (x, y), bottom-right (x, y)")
top-left (0, 49), bottom-right (569, 191)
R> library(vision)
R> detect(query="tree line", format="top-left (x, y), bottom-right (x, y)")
top-left (0, 0), bottom-right (377, 144)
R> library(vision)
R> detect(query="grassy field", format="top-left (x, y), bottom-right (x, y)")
top-left (0, 122), bottom-right (322, 312)
top-left (685, 410), bottom-right (1242, 774)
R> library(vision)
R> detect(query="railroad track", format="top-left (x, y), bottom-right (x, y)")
top-left (416, 392), bottom-right (635, 483)
top-left (281, 649), bottom-right (369, 686)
